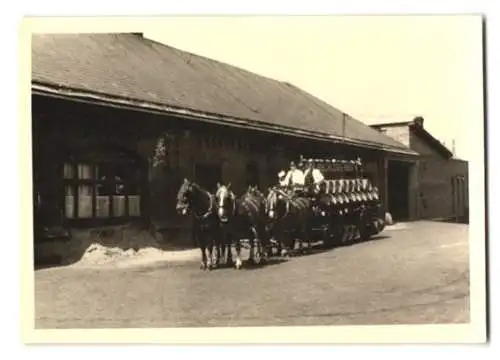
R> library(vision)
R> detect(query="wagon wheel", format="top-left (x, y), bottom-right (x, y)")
top-left (323, 223), bottom-right (335, 248)
top-left (347, 223), bottom-right (357, 243)
top-left (344, 225), bottom-right (353, 243)
top-left (269, 237), bottom-right (283, 257)
top-left (330, 223), bottom-right (343, 245)
top-left (271, 238), bottom-right (280, 257)
top-left (358, 211), bottom-right (370, 242)
top-left (253, 246), bottom-right (263, 265)
top-left (337, 225), bottom-right (347, 244)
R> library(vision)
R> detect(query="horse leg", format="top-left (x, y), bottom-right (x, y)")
top-left (195, 229), bottom-right (208, 270)
top-left (300, 218), bottom-right (308, 253)
top-left (248, 228), bottom-right (256, 264)
top-left (234, 238), bottom-right (243, 269)
top-left (295, 226), bottom-right (305, 254)
top-left (227, 228), bottom-right (236, 267)
top-left (261, 224), bottom-right (272, 259)
top-left (221, 227), bottom-right (231, 268)
top-left (213, 239), bottom-right (221, 269)
top-left (304, 222), bottom-right (312, 253)
top-left (267, 224), bottom-right (278, 257)
top-left (226, 240), bottom-right (233, 267)
top-left (206, 237), bottom-right (214, 270)
top-left (250, 226), bottom-right (263, 265)
top-left (200, 245), bottom-right (208, 270)
top-left (223, 241), bottom-right (230, 266)
top-left (283, 230), bottom-right (295, 257)
top-left (299, 217), bottom-right (310, 254)
top-left (304, 218), bottom-right (313, 252)
top-left (255, 226), bottom-right (266, 264)
top-left (248, 238), bottom-right (255, 264)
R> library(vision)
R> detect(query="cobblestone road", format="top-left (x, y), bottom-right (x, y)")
top-left (35, 221), bottom-right (470, 328)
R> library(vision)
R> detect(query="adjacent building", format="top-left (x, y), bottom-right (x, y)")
top-left (371, 117), bottom-right (469, 222)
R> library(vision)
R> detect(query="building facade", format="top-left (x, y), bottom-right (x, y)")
top-left (31, 33), bottom-right (419, 265)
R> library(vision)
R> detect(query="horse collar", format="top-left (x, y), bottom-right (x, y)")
top-left (194, 191), bottom-right (214, 220)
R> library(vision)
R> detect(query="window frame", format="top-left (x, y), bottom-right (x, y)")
top-left (61, 148), bottom-right (145, 227)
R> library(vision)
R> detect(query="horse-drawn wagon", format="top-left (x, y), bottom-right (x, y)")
top-left (297, 155), bottom-right (386, 248)
top-left (175, 155), bottom-right (386, 270)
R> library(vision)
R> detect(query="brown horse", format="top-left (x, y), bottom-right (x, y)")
top-left (265, 187), bottom-right (313, 256)
top-left (175, 179), bottom-right (221, 270)
top-left (213, 183), bottom-right (238, 268)
top-left (236, 185), bottom-right (272, 266)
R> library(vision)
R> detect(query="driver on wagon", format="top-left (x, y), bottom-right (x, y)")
top-left (278, 170), bottom-right (288, 187)
top-left (283, 161), bottom-right (305, 189)
top-left (303, 159), bottom-right (325, 187)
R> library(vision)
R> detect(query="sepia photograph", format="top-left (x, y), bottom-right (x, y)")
top-left (20, 14), bottom-right (486, 343)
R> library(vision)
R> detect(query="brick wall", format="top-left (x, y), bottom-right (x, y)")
top-left (410, 132), bottom-right (469, 220)
top-left (376, 125), bottom-right (411, 147)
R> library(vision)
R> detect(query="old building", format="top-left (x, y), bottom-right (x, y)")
top-left (371, 117), bottom-right (469, 222)
top-left (31, 33), bottom-right (419, 264)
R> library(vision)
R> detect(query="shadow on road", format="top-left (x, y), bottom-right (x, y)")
top-left (286, 233), bottom-right (392, 258)
top-left (333, 234), bottom-right (391, 249)
top-left (225, 257), bottom-right (290, 271)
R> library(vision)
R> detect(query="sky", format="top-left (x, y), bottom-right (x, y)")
top-left (143, 15), bottom-right (484, 160)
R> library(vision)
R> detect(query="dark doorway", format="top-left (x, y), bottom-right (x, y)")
top-left (387, 161), bottom-right (410, 221)
top-left (246, 161), bottom-right (260, 188)
top-left (195, 163), bottom-right (222, 193)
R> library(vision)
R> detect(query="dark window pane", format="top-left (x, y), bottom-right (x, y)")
top-left (95, 162), bottom-right (113, 181)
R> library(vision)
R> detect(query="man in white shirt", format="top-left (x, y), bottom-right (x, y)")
top-left (283, 161), bottom-right (305, 187)
top-left (304, 159), bottom-right (325, 187)
top-left (278, 170), bottom-right (288, 187)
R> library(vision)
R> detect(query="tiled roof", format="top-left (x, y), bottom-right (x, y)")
top-left (31, 33), bottom-right (417, 155)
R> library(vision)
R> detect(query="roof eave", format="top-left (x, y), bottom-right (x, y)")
top-left (31, 81), bottom-right (419, 157)
top-left (409, 124), bottom-right (453, 159)
top-left (370, 121), bottom-right (413, 128)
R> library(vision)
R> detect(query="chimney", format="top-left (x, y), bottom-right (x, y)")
top-left (342, 113), bottom-right (347, 141)
top-left (413, 116), bottom-right (424, 128)
top-left (452, 139), bottom-right (456, 156)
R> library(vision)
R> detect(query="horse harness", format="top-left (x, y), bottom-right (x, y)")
top-left (193, 190), bottom-right (216, 221)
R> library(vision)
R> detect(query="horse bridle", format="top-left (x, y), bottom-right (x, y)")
top-left (266, 188), bottom-right (291, 220)
top-left (216, 186), bottom-right (236, 218)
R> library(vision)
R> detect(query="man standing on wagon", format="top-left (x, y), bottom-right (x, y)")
top-left (303, 158), bottom-right (325, 211)
top-left (278, 170), bottom-right (288, 187)
top-left (304, 158), bottom-right (325, 190)
top-left (283, 161), bottom-right (305, 194)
